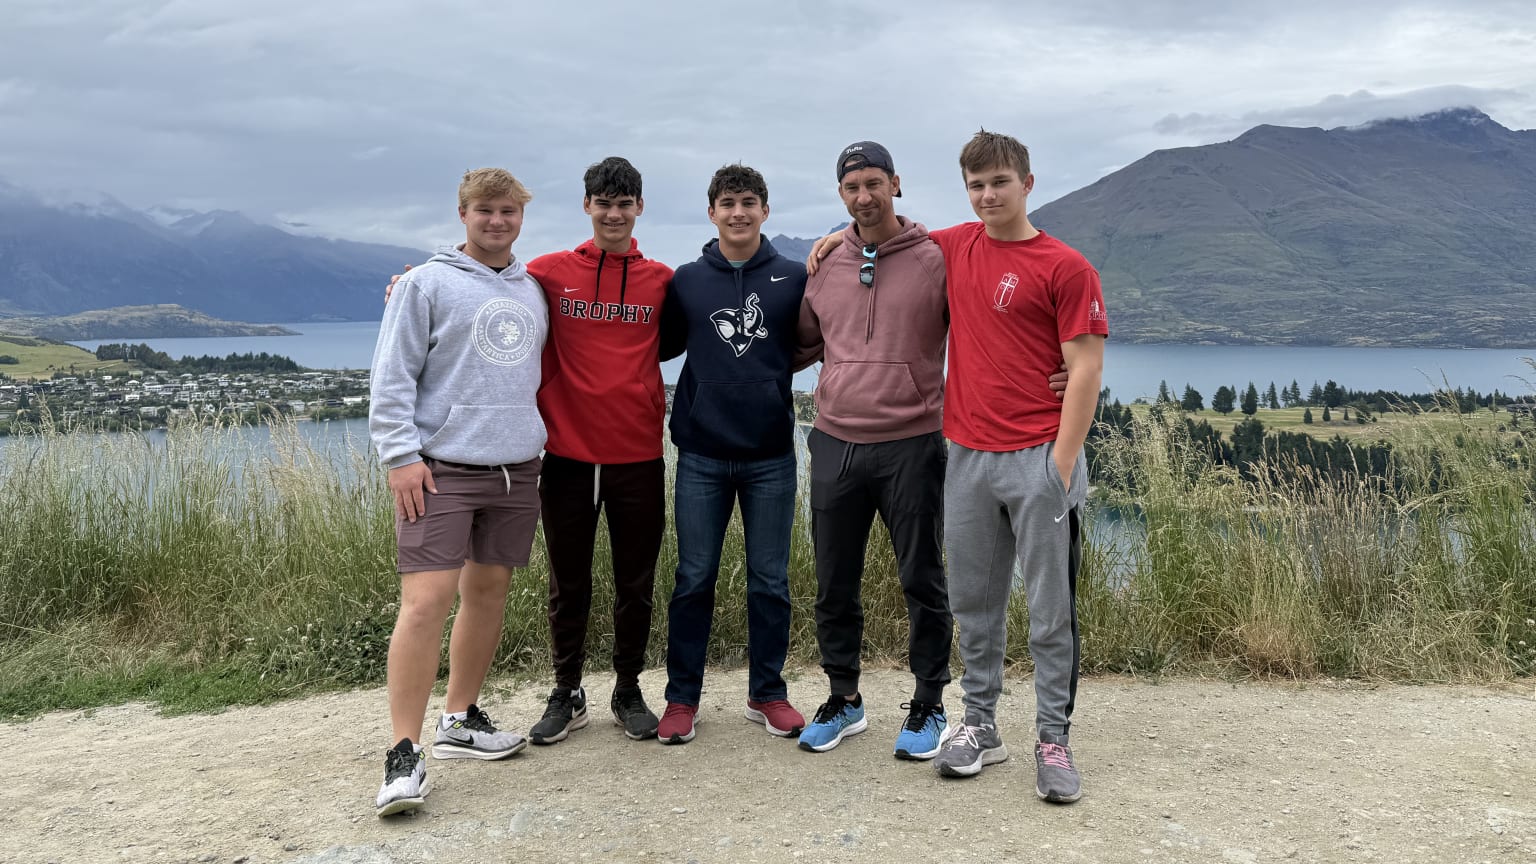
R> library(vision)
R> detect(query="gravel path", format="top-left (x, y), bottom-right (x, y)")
top-left (10, 669), bottom-right (1533, 863)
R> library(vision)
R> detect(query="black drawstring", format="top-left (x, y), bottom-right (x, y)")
top-left (595, 249), bottom-right (607, 302)
top-left (620, 257), bottom-right (630, 308)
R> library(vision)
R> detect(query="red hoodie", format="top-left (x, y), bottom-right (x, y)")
top-left (527, 238), bottom-right (673, 464)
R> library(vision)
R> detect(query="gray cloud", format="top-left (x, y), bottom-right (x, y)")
top-left (1, 0), bottom-right (1533, 268)
top-left (1156, 85), bottom-right (1527, 137)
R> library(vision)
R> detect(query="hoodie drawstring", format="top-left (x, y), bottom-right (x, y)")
top-left (837, 439), bottom-right (855, 480)
top-left (865, 271), bottom-right (877, 344)
top-left (620, 257), bottom-right (630, 308)
top-left (595, 249), bottom-right (607, 302)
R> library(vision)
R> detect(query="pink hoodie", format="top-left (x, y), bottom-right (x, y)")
top-left (796, 217), bottom-right (948, 443)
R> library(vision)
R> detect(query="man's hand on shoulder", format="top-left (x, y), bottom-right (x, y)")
top-left (384, 263), bottom-right (415, 304)
top-left (804, 232), bottom-right (841, 276)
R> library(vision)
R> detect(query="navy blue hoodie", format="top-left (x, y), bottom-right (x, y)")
top-left (662, 235), bottom-right (807, 460)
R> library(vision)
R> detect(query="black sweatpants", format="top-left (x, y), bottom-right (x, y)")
top-left (807, 428), bottom-right (952, 704)
top-left (541, 453), bottom-right (666, 691)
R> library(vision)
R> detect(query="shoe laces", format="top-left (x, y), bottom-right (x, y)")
top-left (812, 696), bottom-right (850, 724)
top-left (461, 705), bottom-right (498, 733)
top-left (1038, 741), bottom-right (1075, 770)
top-left (541, 688), bottom-right (573, 718)
top-left (661, 702), bottom-right (695, 722)
top-left (949, 724), bottom-right (984, 750)
top-left (900, 700), bottom-right (943, 733)
top-left (613, 688), bottom-right (648, 716)
top-left (383, 746), bottom-right (418, 781)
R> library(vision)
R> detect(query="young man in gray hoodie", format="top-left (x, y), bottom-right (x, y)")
top-left (369, 168), bottom-right (550, 817)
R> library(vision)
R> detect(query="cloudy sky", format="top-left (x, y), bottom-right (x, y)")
top-left (3, 0), bottom-right (1533, 266)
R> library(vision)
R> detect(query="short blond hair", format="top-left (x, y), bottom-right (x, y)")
top-left (458, 168), bottom-right (533, 209)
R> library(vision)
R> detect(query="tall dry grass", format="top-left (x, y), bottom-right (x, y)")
top-left (1, 398), bottom-right (1531, 716)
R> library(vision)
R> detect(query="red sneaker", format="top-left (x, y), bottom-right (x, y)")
top-left (657, 702), bottom-right (698, 745)
top-left (745, 699), bottom-right (805, 737)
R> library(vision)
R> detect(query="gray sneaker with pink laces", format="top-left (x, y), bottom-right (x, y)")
top-left (1034, 730), bottom-right (1082, 803)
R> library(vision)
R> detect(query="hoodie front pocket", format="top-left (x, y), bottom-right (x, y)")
top-left (817, 361), bottom-right (926, 431)
top-left (420, 404), bottom-right (546, 464)
top-left (687, 379), bottom-right (790, 452)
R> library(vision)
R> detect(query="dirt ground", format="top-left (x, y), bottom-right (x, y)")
top-left (7, 668), bottom-right (1533, 864)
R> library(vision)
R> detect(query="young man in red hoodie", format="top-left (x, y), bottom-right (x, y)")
top-left (523, 157), bottom-right (673, 745)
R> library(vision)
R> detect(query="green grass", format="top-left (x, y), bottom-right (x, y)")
top-left (1165, 404), bottom-right (1511, 442)
top-left (0, 334), bottom-right (130, 379)
top-left (0, 400), bottom-right (1532, 720)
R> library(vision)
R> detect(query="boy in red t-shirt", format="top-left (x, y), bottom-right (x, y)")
top-left (929, 131), bottom-right (1107, 803)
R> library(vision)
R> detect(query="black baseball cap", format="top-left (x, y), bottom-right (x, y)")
top-left (836, 141), bottom-right (901, 196)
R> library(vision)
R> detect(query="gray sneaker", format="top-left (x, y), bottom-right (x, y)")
top-left (934, 721), bottom-right (1009, 778)
top-left (431, 704), bottom-right (527, 760)
top-left (1034, 731), bottom-right (1082, 803)
top-left (376, 739), bottom-right (429, 817)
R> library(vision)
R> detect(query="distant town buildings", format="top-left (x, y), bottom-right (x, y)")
top-left (0, 368), bottom-right (371, 429)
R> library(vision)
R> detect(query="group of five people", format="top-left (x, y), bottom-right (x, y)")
top-left (368, 131), bottom-right (1108, 818)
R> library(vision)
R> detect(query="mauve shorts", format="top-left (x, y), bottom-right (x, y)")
top-left (394, 456), bottom-right (541, 573)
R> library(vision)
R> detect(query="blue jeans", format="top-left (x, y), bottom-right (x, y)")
top-left (665, 449), bottom-right (797, 706)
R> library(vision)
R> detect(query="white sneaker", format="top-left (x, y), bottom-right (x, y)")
top-left (432, 704), bottom-right (528, 760)
top-left (376, 739), bottom-right (430, 817)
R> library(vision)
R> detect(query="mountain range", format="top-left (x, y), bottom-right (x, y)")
top-left (3, 108), bottom-right (1534, 346)
top-left (1032, 107), bottom-right (1536, 347)
top-left (0, 180), bottom-right (423, 323)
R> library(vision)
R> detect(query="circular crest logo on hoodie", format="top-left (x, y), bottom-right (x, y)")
top-left (473, 298), bottom-right (539, 366)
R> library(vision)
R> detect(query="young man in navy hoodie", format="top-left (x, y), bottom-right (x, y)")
top-left (654, 164), bottom-right (807, 744)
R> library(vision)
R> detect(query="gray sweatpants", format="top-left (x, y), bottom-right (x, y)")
top-left (944, 440), bottom-right (1084, 740)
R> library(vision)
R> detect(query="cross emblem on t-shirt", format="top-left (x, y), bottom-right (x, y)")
top-left (993, 272), bottom-right (1019, 312)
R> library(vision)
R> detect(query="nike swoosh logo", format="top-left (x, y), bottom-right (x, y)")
top-left (770, 276), bottom-right (789, 282)
top-left (562, 287), bottom-right (580, 293)
top-left (1053, 510), bottom-right (1069, 524)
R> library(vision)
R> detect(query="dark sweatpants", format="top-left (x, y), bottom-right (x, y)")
top-left (540, 453), bottom-right (666, 691)
top-left (808, 428), bottom-right (952, 704)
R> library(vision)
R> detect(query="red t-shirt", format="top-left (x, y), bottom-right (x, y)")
top-left (931, 222), bottom-right (1108, 452)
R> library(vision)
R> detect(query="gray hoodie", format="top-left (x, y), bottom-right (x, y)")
top-left (369, 246), bottom-right (549, 469)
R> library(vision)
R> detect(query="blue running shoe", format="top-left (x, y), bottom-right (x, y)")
top-left (796, 695), bottom-right (867, 752)
top-left (893, 700), bottom-right (947, 761)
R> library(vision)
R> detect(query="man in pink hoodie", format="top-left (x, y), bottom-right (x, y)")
top-left (793, 142), bottom-right (956, 760)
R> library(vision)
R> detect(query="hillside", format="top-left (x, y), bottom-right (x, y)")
top-left (1032, 108), bottom-right (1536, 347)
top-left (0, 304), bottom-right (296, 340)
top-left (0, 334), bottom-right (126, 379)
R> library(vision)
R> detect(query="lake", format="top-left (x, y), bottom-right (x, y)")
top-left (73, 321), bottom-right (1536, 400)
